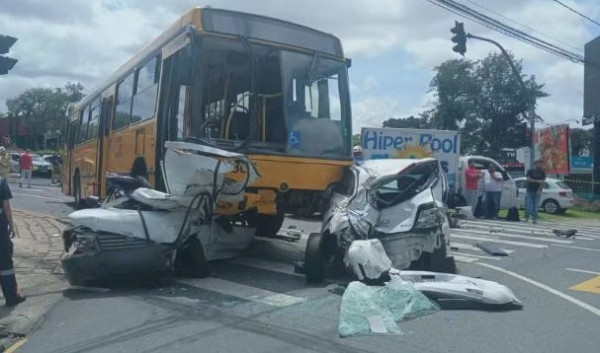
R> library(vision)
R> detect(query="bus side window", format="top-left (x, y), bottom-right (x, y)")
top-left (114, 72), bottom-right (135, 130)
top-left (78, 105), bottom-right (90, 144)
top-left (87, 97), bottom-right (101, 140)
top-left (131, 55), bottom-right (160, 123)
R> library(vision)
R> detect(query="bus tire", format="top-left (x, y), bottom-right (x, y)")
top-left (252, 211), bottom-right (285, 238)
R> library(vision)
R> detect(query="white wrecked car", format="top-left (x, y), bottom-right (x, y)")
top-left (304, 158), bottom-right (455, 282)
top-left (61, 142), bottom-right (260, 285)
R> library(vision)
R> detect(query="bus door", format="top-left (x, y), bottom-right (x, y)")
top-left (96, 96), bottom-right (113, 198)
top-left (64, 119), bottom-right (77, 195)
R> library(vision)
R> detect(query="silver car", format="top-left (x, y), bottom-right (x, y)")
top-left (303, 158), bottom-right (454, 282)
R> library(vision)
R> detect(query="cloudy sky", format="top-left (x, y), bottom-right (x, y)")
top-left (1, 0), bottom-right (599, 131)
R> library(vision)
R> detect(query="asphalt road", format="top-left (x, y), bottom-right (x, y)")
top-left (9, 181), bottom-right (600, 353)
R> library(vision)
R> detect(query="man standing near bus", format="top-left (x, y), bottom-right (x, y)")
top-left (0, 175), bottom-right (26, 306)
top-left (524, 159), bottom-right (546, 224)
top-left (483, 164), bottom-right (503, 219)
top-left (464, 160), bottom-right (482, 211)
top-left (19, 149), bottom-right (32, 189)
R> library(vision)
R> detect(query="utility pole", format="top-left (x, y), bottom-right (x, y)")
top-left (583, 36), bottom-right (600, 195)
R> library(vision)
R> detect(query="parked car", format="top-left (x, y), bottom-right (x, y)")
top-left (31, 154), bottom-right (52, 177)
top-left (514, 177), bottom-right (574, 214)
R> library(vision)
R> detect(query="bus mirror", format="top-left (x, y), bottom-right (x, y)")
top-left (345, 58), bottom-right (352, 68)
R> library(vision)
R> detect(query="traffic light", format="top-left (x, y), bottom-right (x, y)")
top-left (450, 21), bottom-right (467, 56)
top-left (0, 34), bottom-right (18, 75)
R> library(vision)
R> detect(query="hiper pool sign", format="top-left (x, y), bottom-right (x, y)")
top-left (360, 127), bottom-right (461, 190)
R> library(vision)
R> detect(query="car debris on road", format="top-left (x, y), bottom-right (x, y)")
top-left (304, 158), bottom-right (456, 283)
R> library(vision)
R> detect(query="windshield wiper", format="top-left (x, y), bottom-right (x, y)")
top-left (305, 51), bottom-right (321, 86)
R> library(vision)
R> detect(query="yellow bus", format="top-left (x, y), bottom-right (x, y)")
top-left (62, 7), bottom-right (353, 236)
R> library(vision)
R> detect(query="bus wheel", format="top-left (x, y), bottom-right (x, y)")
top-left (73, 172), bottom-right (83, 209)
top-left (252, 211), bottom-right (285, 238)
top-left (305, 233), bottom-right (325, 283)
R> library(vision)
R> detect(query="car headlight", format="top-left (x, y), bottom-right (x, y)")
top-left (414, 204), bottom-right (443, 231)
top-left (75, 235), bottom-right (97, 253)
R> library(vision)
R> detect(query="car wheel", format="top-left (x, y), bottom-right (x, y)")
top-left (542, 199), bottom-right (560, 214)
top-left (305, 233), bottom-right (325, 283)
top-left (175, 237), bottom-right (209, 278)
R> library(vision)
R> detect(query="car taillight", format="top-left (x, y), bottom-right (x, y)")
top-left (559, 191), bottom-right (567, 197)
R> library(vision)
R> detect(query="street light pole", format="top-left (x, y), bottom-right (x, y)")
top-left (467, 34), bottom-right (537, 170)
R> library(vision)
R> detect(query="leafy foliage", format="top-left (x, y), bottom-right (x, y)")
top-left (428, 52), bottom-right (548, 158)
top-left (569, 128), bottom-right (593, 156)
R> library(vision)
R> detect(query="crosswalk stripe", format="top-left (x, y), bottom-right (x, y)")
top-left (461, 219), bottom-right (600, 240)
top-left (228, 256), bottom-right (303, 278)
top-left (451, 234), bottom-right (548, 249)
top-left (449, 241), bottom-right (515, 254)
top-left (178, 277), bottom-right (306, 307)
top-left (449, 251), bottom-right (502, 260)
top-left (552, 244), bottom-right (600, 253)
top-left (461, 223), bottom-right (596, 242)
top-left (452, 255), bottom-right (479, 263)
top-left (451, 228), bottom-right (573, 244)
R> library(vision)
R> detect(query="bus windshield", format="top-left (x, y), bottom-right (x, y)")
top-left (194, 37), bottom-right (351, 159)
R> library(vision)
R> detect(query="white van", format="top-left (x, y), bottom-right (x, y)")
top-left (457, 155), bottom-right (519, 209)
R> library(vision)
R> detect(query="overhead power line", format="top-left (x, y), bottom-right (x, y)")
top-left (465, 0), bottom-right (583, 53)
top-left (552, 0), bottom-right (600, 28)
top-left (425, 0), bottom-right (586, 63)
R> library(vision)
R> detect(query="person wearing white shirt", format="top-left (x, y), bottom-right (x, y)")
top-left (483, 164), bottom-right (503, 219)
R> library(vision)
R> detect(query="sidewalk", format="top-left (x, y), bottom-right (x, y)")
top-left (0, 209), bottom-right (68, 350)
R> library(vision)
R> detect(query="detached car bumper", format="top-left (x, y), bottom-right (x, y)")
top-left (61, 229), bottom-right (174, 285)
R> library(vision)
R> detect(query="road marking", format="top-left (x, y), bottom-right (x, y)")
top-left (5, 338), bottom-right (27, 353)
top-left (178, 277), bottom-right (306, 307)
top-left (452, 255), bottom-right (479, 263)
top-left (552, 244), bottom-right (600, 252)
top-left (570, 276), bottom-right (600, 295)
top-left (449, 251), bottom-right (501, 260)
top-left (451, 234), bottom-right (548, 249)
top-left (461, 222), bottom-right (596, 241)
top-left (475, 262), bottom-right (600, 317)
top-left (450, 241), bottom-right (515, 254)
top-left (452, 228), bottom-right (573, 244)
top-left (566, 268), bottom-right (600, 275)
top-left (470, 219), bottom-right (600, 239)
top-left (12, 193), bottom-right (64, 201)
top-left (228, 256), bottom-right (303, 277)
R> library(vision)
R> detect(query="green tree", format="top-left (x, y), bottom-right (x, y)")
top-left (570, 128), bottom-right (593, 156)
top-left (382, 111), bottom-right (434, 129)
top-left (429, 52), bottom-right (548, 158)
top-left (6, 88), bottom-right (69, 149)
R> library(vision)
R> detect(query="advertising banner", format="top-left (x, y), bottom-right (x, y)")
top-left (534, 124), bottom-right (570, 175)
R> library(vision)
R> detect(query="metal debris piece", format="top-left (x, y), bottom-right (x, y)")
top-left (553, 229), bottom-right (577, 238)
top-left (476, 242), bottom-right (508, 256)
top-left (68, 285), bottom-right (110, 293)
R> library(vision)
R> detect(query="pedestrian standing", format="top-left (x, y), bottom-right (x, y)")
top-left (524, 159), bottom-right (546, 224)
top-left (19, 149), bottom-right (33, 189)
top-left (0, 147), bottom-right (11, 179)
top-left (51, 153), bottom-right (62, 184)
top-left (483, 164), bottom-right (503, 219)
top-left (464, 160), bottom-right (482, 211)
top-left (0, 176), bottom-right (26, 306)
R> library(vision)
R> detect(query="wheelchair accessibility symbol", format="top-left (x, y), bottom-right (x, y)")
top-left (288, 131), bottom-right (301, 146)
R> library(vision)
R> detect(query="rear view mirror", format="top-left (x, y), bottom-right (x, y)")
top-left (85, 196), bottom-right (101, 208)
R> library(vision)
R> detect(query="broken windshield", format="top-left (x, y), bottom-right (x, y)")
top-left (192, 36), bottom-right (351, 159)
top-left (371, 161), bottom-right (439, 209)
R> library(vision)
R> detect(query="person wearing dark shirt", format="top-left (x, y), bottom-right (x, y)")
top-left (0, 177), bottom-right (26, 306)
top-left (525, 159), bottom-right (546, 224)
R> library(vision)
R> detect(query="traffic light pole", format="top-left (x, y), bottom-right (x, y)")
top-left (467, 33), bottom-right (537, 170)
